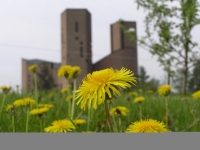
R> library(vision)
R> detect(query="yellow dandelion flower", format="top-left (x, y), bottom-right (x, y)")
top-left (38, 103), bottom-right (54, 108)
top-left (75, 67), bottom-right (137, 110)
top-left (158, 85), bottom-right (171, 96)
top-left (70, 66), bottom-right (81, 78)
top-left (125, 119), bottom-right (169, 133)
top-left (129, 92), bottom-right (138, 97)
top-left (66, 95), bottom-right (73, 102)
top-left (23, 97), bottom-right (36, 106)
top-left (38, 94), bottom-right (42, 100)
top-left (162, 116), bottom-right (168, 122)
top-left (57, 65), bottom-right (72, 78)
top-left (30, 107), bottom-right (49, 116)
top-left (61, 88), bottom-right (68, 93)
top-left (44, 119), bottom-right (76, 133)
top-left (192, 90), bottom-right (200, 99)
top-left (147, 90), bottom-right (153, 94)
top-left (134, 97), bottom-right (145, 103)
top-left (13, 99), bottom-right (26, 107)
top-left (73, 119), bottom-right (86, 125)
top-left (182, 97), bottom-right (189, 101)
top-left (110, 106), bottom-right (129, 116)
top-left (49, 93), bottom-right (54, 98)
top-left (5, 104), bottom-right (14, 112)
top-left (138, 89), bottom-right (143, 92)
top-left (28, 64), bottom-right (37, 73)
top-left (82, 131), bottom-right (94, 133)
top-left (0, 86), bottom-right (11, 94)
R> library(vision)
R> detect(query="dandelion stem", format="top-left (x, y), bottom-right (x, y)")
top-left (0, 94), bottom-right (6, 115)
top-left (109, 103), bottom-right (117, 132)
top-left (127, 101), bottom-right (131, 123)
top-left (91, 107), bottom-right (94, 129)
top-left (67, 115), bottom-right (81, 132)
top-left (87, 108), bottom-right (91, 131)
top-left (165, 97), bottom-right (168, 129)
top-left (40, 118), bottom-right (43, 132)
top-left (71, 79), bottom-right (76, 120)
top-left (66, 79), bottom-right (71, 117)
top-left (34, 73), bottom-right (38, 107)
top-left (26, 107), bottom-right (30, 132)
top-left (118, 117), bottom-right (122, 132)
top-left (68, 100), bottom-right (71, 117)
top-left (139, 104), bottom-right (142, 120)
top-left (185, 101), bottom-right (188, 131)
top-left (111, 114), bottom-right (117, 132)
top-left (75, 110), bottom-right (83, 120)
top-left (12, 114), bottom-right (15, 132)
top-left (104, 100), bottom-right (114, 132)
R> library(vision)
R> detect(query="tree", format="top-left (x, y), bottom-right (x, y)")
top-left (121, 0), bottom-right (200, 94)
top-left (136, 66), bottom-right (160, 92)
top-left (37, 63), bottom-right (57, 91)
top-left (146, 78), bottom-right (160, 92)
top-left (171, 68), bottom-right (185, 93)
top-left (137, 66), bottom-right (150, 90)
top-left (188, 60), bottom-right (200, 91)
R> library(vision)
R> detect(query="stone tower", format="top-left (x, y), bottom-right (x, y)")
top-left (61, 9), bottom-right (92, 87)
top-left (92, 20), bottom-right (138, 75)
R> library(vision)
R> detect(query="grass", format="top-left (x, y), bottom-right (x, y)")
top-left (0, 88), bottom-right (200, 132)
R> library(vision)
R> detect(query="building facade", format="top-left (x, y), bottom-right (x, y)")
top-left (93, 20), bottom-right (138, 74)
top-left (21, 9), bottom-right (138, 91)
top-left (61, 9), bottom-right (92, 88)
top-left (22, 58), bottom-right (61, 91)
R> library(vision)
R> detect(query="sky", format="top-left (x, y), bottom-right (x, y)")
top-left (0, 0), bottom-right (174, 91)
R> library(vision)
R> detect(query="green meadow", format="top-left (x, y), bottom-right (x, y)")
top-left (0, 87), bottom-right (199, 132)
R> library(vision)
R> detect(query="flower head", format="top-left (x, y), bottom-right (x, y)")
top-left (5, 104), bottom-right (14, 112)
top-left (44, 119), bottom-right (76, 133)
top-left (192, 90), bottom-right (200, 100)
top-left (75, 67), bottom-right (137, 110)
top-left (134, 96), bottom-right (145, 103)
top-left (147, 90), bottom-right (153, 94)
top-left (58, 65), bottom-right (81, 79)
top-left (61, 88), bottom-right (68, 93)
top-left (23, 97), bottom-right (36, 106)
top-left (129, 92), bottom-right (138, 97)
top-left (38, 103), bottom-right (54, 108)
top-left (73, 119), bottom-right (86, 125)
top-left (158, 85), bottom-right (171, 96)
top-left (30, 107), bottom-right (49, 116)
top-left (13, 99), bottom-right (26, 107)
top-left (57, 65), bottom-right (72, 78)
top-left (110, 106), bottom-right (129, 117)
top-left (0, 86), bottom-right (11, 94)
top-left (162, 116), bottom-right (168, 123)
top-left (138, 89), bottom-right (143, 92)
top-left (66, 95), bottom-right (73, 102)
top-left (182, 97), bottom-right (189, 101)
top-left (70, 66), bottom-right (81, 78)
top-left (28, 64), bottom-right (37, 73)
top-left (49, 93), bottom-right (54, 98)
top-left (125, 119), bottom-right (169, 133)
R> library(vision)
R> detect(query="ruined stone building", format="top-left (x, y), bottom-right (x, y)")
top-left (22, 9), bottom-right (138, 91)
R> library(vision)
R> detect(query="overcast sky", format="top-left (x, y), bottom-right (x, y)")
top-left (0, 0), bottom-right (182, 90)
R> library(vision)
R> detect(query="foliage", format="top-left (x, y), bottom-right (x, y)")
top-left (37, 63), bottom-right (57, 91)
top-left (121, 0), bottom-right (200, 94)
top-left (145, 78), bottom-right (160, 92)
top-left (137, 66), bottom-right (150, 87)
top-left (188, 60), bottom-right (200, 91)
top-left (0, 88), bottom-right (200, 132)
top-left (136, 66), bottom-right (160, 92)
